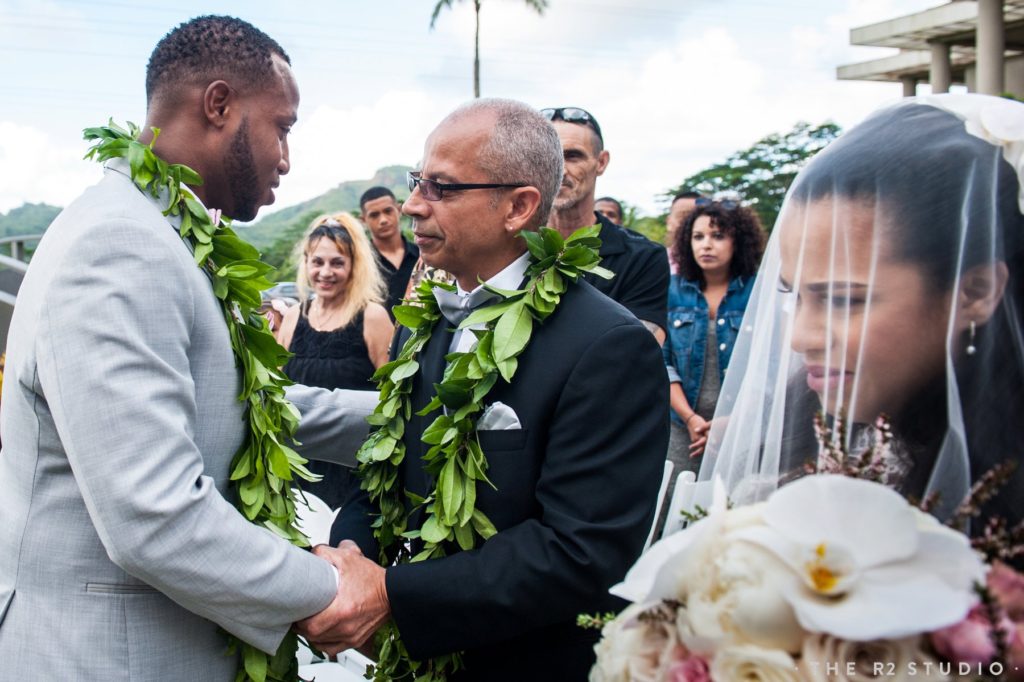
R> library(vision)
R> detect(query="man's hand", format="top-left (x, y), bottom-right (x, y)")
top-left (295, 540), bottom-right (391, 656)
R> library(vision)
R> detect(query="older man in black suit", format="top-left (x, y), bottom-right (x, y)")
top-left (306, 98), bottom-right (668, 681)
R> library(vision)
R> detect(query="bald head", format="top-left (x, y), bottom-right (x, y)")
top-left (442, 99), bottom-right (563, 228)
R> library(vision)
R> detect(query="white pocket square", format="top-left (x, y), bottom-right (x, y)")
top-left (477, 401), bottom-right (521, 431)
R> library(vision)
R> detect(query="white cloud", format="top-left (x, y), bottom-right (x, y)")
top-left (0, 122), bottom-right (100, 214)
top-left (274, 90), bottom-right (454, 211)
top-left (0, 0), bottom-right (955, 224)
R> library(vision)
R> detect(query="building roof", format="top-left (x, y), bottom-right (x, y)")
top-left (838, 0), bottom-right (1024, 83)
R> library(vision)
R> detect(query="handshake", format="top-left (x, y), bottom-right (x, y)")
top-left (295, 540), bottom-right (391, 656)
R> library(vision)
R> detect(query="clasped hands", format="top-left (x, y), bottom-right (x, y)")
top-left (294, 540), bottom-right (391, 656)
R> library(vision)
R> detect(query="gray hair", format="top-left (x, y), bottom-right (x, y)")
top-left (445, 98), bottom-right (563, 228)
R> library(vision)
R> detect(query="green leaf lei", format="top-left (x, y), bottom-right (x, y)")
top-left (357, 225), bottom-right (611, 681)
top-left (84, 121), bottom-right (317, 682)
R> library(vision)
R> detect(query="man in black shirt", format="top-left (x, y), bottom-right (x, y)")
top-left (542, 107), bottom-right (669, 343)
top-left (360, 186), bottom-right (419, 319)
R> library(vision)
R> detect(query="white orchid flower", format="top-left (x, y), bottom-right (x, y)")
top-left (732, 475), bottom-right (985, 641)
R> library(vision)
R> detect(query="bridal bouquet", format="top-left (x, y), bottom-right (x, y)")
top-left (590, 475), bottom-right (1024, 681)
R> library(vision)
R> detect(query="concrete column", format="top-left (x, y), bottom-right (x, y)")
top-left (977, 0), bottom-right (1005, 94)
top-left (900, 76), bottom-right (917, 97)
top-left (930, 42), bottom-right (952, 93)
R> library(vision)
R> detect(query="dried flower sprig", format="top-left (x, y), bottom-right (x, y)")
top-left (808, 411), bottom-right (895, 483)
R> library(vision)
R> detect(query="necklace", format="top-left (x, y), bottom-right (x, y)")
top-left (308, 298), bottom-right (350, 331)
top-left (357, 226), bottom-right (611, 681)
top-left (85, 120), bottom-right (316, 682)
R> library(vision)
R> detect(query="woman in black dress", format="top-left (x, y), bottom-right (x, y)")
top-left (276, 212), bottom-right (394, 508)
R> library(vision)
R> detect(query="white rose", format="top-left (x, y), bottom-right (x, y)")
top-left (591, 603), bottom-right (683, 682)
top-left (679, 505), bottom-right (805, 654)
top-left (800, 634), bottom-right (950, 682)
top-left (710, 644), bottom-right (802, 682)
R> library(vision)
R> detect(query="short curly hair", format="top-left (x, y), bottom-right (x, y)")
top-left (146, 15), bottom-right (290, 103)
top-left (673, 202), bottom-right (765, 284)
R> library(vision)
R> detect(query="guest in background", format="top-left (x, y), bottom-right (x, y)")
top-left (360, 186), bottom-right (419, 320)
top-left (595, 196), bottom-right (624, 224)
top-left (665, 190), bottom-right (704, 273)
top-left (276, 213), bottom-right (394, 508)
top-left (654, 199), bottom-right (764, 536)
top-left (543, 106), bottom-right (669, 343)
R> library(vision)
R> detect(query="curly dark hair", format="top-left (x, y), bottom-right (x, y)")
top-left (146, 16), bottom-right (290, 103)
top-left (672, 202), bottom-right (765, 284)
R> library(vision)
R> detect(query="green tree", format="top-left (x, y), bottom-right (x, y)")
top-left (430, 0), bottom-right (548, 98)
top-left (667, 121), bottom-right (841, 231)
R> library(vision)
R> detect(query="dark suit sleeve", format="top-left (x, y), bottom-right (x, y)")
top-left (328, 327), bottom-right (411, 555)
top-left (384, 323), bottom-right (669, 658)
top-left (615, 242), bottom-right (669, 332)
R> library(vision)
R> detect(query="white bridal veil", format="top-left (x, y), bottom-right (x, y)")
top-left (698, 94), bottom-right (1024, 527)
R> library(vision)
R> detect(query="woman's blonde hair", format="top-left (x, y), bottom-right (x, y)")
top-left (294, 212), bottom-right (385, 324)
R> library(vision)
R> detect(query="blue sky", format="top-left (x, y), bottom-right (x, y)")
top-left (0, 0), bottom-right (941, 218)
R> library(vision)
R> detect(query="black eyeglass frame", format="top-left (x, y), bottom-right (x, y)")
top-left (540, 107), bottom-right (603, 142)
top-left (407, 171), bottom-right (527, 202)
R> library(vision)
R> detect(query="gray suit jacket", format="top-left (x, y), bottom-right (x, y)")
top-left (0, 160), bottom-right (373, 680)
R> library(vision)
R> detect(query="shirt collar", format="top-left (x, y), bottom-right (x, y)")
top-left (456, 251), bottom-right (531, 297)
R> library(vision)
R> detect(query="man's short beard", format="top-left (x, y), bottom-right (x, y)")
top-left (226, 118), bottom-right (260, 222)
top-left (552, 186), bottom-right (583, 213)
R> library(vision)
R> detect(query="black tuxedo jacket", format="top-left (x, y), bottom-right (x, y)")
top-left (332, 278), bottom-right (668, 681)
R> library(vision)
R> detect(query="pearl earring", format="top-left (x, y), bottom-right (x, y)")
top-left (966, 320), bottom-right (977, 356)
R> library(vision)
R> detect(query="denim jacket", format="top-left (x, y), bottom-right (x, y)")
top-left (663, 274), bottom-right (755, 425)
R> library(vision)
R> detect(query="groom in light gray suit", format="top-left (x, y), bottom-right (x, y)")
top-left (0, 16), bottom-right (379, 680)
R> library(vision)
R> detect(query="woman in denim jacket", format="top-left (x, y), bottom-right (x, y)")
top-left (661, 201), bottom-right (765, 505)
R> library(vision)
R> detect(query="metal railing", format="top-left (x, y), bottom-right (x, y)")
top-left (0, 234), bottom-right (43, 306)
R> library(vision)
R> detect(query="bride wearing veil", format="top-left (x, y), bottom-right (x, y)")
top-left (698, 93), bottom-right (1024, 531)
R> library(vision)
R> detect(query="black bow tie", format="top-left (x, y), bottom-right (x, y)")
top-left (433, 286), bottom-right (500, 326)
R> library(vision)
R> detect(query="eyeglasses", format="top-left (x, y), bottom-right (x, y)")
top-left (540, 107), bottom-right (603, 142)
top-left (695, 197), bottom-right (739, 211)
top-left (407, 171), bottom-right (526, 202)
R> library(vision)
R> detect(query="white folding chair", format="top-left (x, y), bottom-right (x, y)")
top-left (642, 461), bottom-right (675, 553)
top-left (660, 470), bottom-right (700, 539)
top-left (292, 489), bottom-right (340, 547)
top-left (299, 649), bottom-right (375, 681)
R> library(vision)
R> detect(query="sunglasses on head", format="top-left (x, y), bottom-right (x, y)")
top-left (407, 171), bottom-right (526, 202)
top-left (540, 107), bottom-right (603, 142)
top-left (311, 219), bottom-right (353, 242)
top-left (695, 197), bottom-right (739, 211)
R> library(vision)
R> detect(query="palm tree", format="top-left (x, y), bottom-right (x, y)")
top-left (430, 0), bottom-right (548, 98)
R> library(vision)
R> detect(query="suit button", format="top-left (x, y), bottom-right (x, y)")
top-left (673, 319), bottom-right (682, 328)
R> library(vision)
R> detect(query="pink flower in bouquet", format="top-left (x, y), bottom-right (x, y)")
top-left (665, 654), bottom-right (711, 682)
top-left (988, 562), bottom-right (1024, 679)
top-left (989, 561), bottom-right (1024, 621)
top-left (930, 605), bottom-right (1002, 664)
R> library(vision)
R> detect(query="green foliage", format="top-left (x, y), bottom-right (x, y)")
top-left (258, 208), bottom-right (324, 281)
top-left (667, 121), bottom-right (841, 231)
top-left (628, 216), bottom-right (666, 245)
top-left (576, 612), bottom-right (618, 630)
top-left (0, 202), bottom-right (60, 239)
top-left (358, 225), bottom-right (607, 681)
top-left (236, 165), bottom-right (411, 252)
top-left (84, 120), bottom-right (316, 682)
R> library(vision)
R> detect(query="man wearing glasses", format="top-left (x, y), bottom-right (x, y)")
top-left (543, 107), bottom-right (670, 344)
top-left (315, 99), bottom-right (668, 681)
